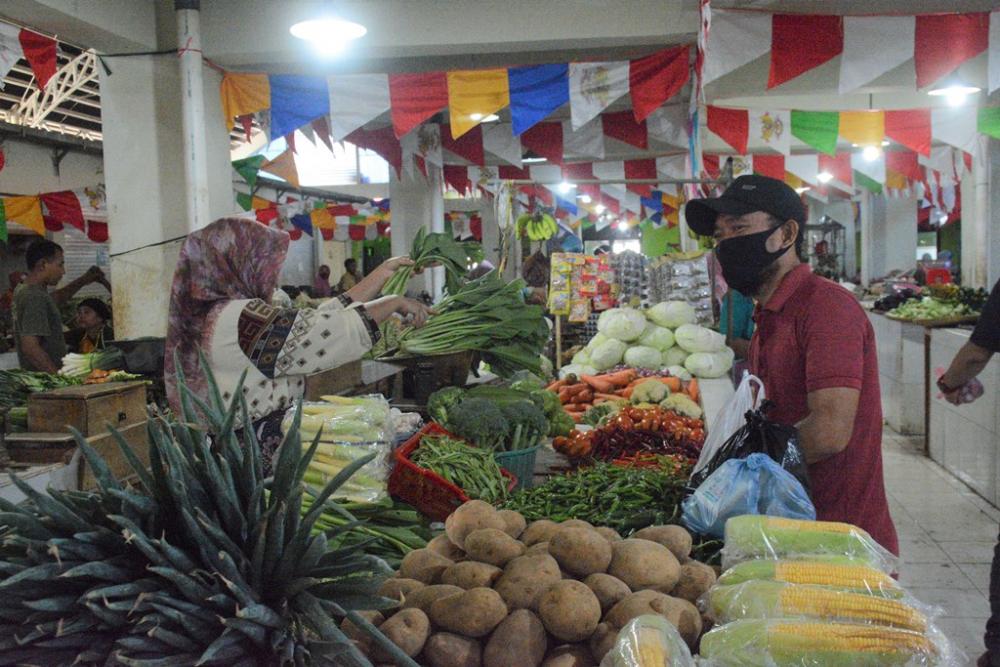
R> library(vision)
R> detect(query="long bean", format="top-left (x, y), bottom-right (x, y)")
top-left (411, 435), bottom-right (509, 503)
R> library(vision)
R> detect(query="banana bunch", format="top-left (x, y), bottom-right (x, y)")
top-left (516, 211), bottom-right (558, 240)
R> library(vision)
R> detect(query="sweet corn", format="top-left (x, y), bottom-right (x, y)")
top-left (769, 621), bottom-right (936, 656)
top-left (633, 626), bottom-right (669, 667)
top-left (777, 585), bottom-right (927, 632)
top-left (719, 558), bottom-right (903, 598)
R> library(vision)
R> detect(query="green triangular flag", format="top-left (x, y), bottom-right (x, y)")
top-left (854, 170), bottom-right (883, 194)
top-left (977, 107), bottom-right (1000, 140)
top-left (0, 199), bottom-right (6, 243)
top-left (350, 215), bottom-right (367, 225)
top-left (232, 155), bottom-right (267, 189)
top-left (791, 110), bottom-right (840, 155)
top-left (236, 192), bottom-right (253, 211)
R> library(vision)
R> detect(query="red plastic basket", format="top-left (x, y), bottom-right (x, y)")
top-left (388, 423), bottom-right (517, 522)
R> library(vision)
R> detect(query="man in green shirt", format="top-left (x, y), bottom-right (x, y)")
top-left (14, 240), bottom-right (109, 372)
top-left (719, 289), bottom-right (755, 359)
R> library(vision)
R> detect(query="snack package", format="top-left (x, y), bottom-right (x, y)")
top-left (569, 297), bottom-right (592, 323)
top-left (598, 615), bottom-right (695, 667)
top-left (549, 290), bottom-right (571, 315)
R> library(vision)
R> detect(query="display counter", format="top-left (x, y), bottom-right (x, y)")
top-left (867, 311), bottom-right (927, 435)
top-left (927, 327), bottom-right (1000, 506)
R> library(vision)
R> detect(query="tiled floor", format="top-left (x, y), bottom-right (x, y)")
top-left (885, 428), bottom-right (998, 664)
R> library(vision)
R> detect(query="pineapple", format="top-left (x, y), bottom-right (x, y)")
top-left (0, 358), bottom-right (415, 666)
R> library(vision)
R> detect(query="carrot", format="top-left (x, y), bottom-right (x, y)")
top-left (546, 379), bottom-right (568, 391)
top-left (620, 387), bottom-right (634, 400)
top-left (663, 376), bottom-right (682, 393)
top-left (687, 378), bottom-right (700, 403)
top-left (580, 374), bottom-right (616, 394)
top-left (601, 368), bottom-right (638, 387)
top-left (594, 392), bottom-right (622, 402)
top-left (577, 388), bottom-right (594, 403)
top-left (557, 387), bottom-right (574, 403)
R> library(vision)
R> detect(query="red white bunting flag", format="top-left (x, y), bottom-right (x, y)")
top-left (884, 109), bottom-right (932, 157)
top-left (839, 16), bottom-right (914, 94)
top-left (703, 9), bottom-right (772, 85)
top-left (520, 122), bottom-right (563, 164)
top-left (706, 106), bottom-right (748, 155)
top-left (646, 105), bottom-right (689, 148)
top-left (624, 159), bottom-right (656, 198)
top-left (18, 30), bottom-right (57, 89)
top-left (483, 122), bottom-right (522, 167)
top-left (388, 71), bottom-right (448, 138)
top-left (441, 124), bottom-right (485, 165)
top-left (768, 14), bottom-right (843, 89)
top-left (568, 60), bottom-right (629, 130)
top-left (818, 153), bottom-right (852, 186)
top-left (602, 111), bottom-right (647, 150)
top-left (914, 13), bottom-right (989, 89)
top-left (752, 154), bottom-right (785, 180)
top-left (990, 11), bottom-right (1000, 93)
top-left (562, 119), bottom-right (605, 160)
top-left (628, 46), bottom-right (690, 122)
top-left (327, 73), bottom-right (391, 141)
top-left (0, 24), bottom-right (23, 85)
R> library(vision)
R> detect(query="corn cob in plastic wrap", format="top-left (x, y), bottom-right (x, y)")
top-left (598, 615), bottom-right (694, 667)
top-left (717, 557), bottom-right (905, 598)
top-left (721, 515), bottom-right (900, 575)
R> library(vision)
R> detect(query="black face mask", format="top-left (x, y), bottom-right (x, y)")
top-left (715, 226), bottom-right (792, 296)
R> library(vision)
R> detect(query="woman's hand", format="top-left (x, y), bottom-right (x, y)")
top-left (380, 256), bottom-right (415, 274)
top-left (395, 297), bottom-right (433, 328)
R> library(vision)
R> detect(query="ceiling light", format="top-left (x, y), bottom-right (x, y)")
top-left (558, 181), bottom-right (575, 194)
top-left (290, 17), bottom-right (367, 55)
top-left (469, 113), bottom-right (484, 121)
top-left (579, 194), bottom-right (592, 204)
top-left (522, 156), bottom-right (547, 163)
top-left (615, 221), bottom-right (628, 230)
top-left (794, 186), bottom-right (810, 194)
top-left (817, 171), bottom-right (834, 184)
top-left (928, 82), bottom-right (981, 107)
top-left (881, 140), bottom-right (890, 146)
top-left (480, 113), bottom-right (500, 123)
top-left (595, 204), bottom-right (606, 214)
top-left (862, 145), bottom-right (881, 162)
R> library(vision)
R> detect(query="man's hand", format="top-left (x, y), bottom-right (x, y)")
top-left (395, 297), bottom-right (433, 327)
top-left (84, 266), bottom-right (105, 283)
top-left (797, 386), bottom-right (861, 464)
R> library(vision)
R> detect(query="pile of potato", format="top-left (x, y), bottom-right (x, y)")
top-left (344, 500), bottom-right (718, 667)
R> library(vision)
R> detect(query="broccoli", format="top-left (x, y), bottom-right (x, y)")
top-left (427, 386), bottom-right (466, 427)
top-left (534, 389), bottom-right (562, 418)
top-left (498, 400), bottom-right (549, 451)
top-left (447, 397), bottom-right (510, 451)
top-left (582, 401), bottom-right (624, 427)
top-left (660, 393), bottom-right (703, 419)
top-left (548, 409), bottom-right (575, 437)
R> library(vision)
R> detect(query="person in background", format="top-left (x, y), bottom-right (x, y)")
top-left (0, 271), bottom-right (25, 312)
top-left (466, 259), bottom-right (495, 281)
top-left (719, 289), bottom-right (755, 360)
top-left (337, 258), bottom-right (361, 292)
top-left (65, 298), bottom-right (114, 354)
top-left (686, 175), bottom-right (898, 555)
top-left (937, 278), bottom-right (1000, 667)
top-left (165, 218), bottom-right (431, 473)
top-left (313, 264), bottom-right (332, 298)
top-left (14, 240), bottom-right (109, 373)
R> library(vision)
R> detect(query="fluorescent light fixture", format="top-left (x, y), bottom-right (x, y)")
top-left (522, 156), bottom-right (547, 163)
top-left (579, 194), bottom-right (592, 204)
top-left (881, 140), bottom-right (890, 146)
top-left (816, 171), bottom-right (834, 184)
top-left (290, 17), bottom-right (367, 55)
top-left (862, 145), bottom-right (881, 162)
top-left (928, 82), bottom-right (981, 107)
top-left (469, 113), bottom-right (484, 121)
top-left (615, 221), bottom-right (628, 230)
top-left (794, 186), bottom-right (810, 194)
top-left (595, 204), bottom-right (606, 214)
top-left (558, 181), bottom-right (575, 194)
top-left (481, 113), bottom-right (499, 123)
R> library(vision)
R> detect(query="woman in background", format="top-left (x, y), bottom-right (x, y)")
top-left (66, 298), bottom-right (114, 353)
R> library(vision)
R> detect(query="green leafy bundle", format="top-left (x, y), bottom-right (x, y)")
top-left (0, 357), bottom-right (416, 667)
top-left (0, 369), bottom-right (80, 409)
top-left (381, 226), bottom-right (483, 296)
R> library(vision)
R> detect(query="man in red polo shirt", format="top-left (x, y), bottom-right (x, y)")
top-left (686, 175), bottom-right (898, 555)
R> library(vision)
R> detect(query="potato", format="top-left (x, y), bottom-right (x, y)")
top-left (521, 520), bottom-right (560, 546)
top-left (582, 573), bottom-right (631, 613)
top-left (483, 609), bottom-right (547, 667)
top-left (560, 519), bottom-right (594, 530)
top-left (526, 541), bottom-right (550, 554)
top-left (402, 584), bottom-right (465, 613)
top-left (372, 608), bottom-right (430, 661)
top-left (495, 553), bottom-right (562, 610)
top-left (340, 610), bottom-right (384, 653)
top-left (631, 525), bottom-right (692, 562)
top-left (604, 590), bottom-right (677, 629)
top-left (423, 632), bottom-right (482, 667)
top-left (548, 526), bottom-right (612, 578)
top-left (542, 645), bottom-right (597, 667)
top-left (399, 549), bottom-right (454, 584)
top-left (441, 561), bottom-right (503, 590)
top-left (446, 501), bottom-right (508, 549)
top-left (671, 561), bottom-right (717, 604)
top-left (497, 509), bottom-right (527, 539)
top-left (675, 597), bottom-right (703, 649)
top-left (429, 587), bottom-right (508, 638)
top-left (537, 580), bottom-right (601, 642)
top-left (607, 539), bottom-right (681, 592)
top-left (463, 528), bottom-right (526, 567)
top-left (378, 578), bottom-right (425, 605)
top-left (594, 527), bottom-right (622, 543)
top-left (429, 534), bottom-right (467, 562)
top-left (588, 623), bottom-right (617, 663)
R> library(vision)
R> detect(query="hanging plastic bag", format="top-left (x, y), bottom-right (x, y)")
top-left (691, 371), bottom-right (764, 478)
top-left (598, 614), bottom-right (695, 667)
top-left (681, 453), bottom-right (815, 539)
top-left (688, 401), bottom-right (809, 495)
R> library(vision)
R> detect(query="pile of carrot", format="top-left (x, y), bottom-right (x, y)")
top-left (545, 369), bottom-right (700, 422)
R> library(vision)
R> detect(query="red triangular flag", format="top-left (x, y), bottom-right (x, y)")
top-left (345, 127), bottom-right (402, 178)
top-left (320, 228), bottom-right (334, 241)
top-left (388, 71), bottom-right (448, 138)
top-left (702, 154), bottom-right (721, 179)
top-left (706, 106), bottom-right (749, 154)
top-left (885, 151), bottom-right (922, 182)
top-left (499, 165), bottom-right (531, 180)
top-left (818, 152), bottom-right (852, 185)
top-left (311, 116), bottom-right (334, 152)
top-left (86, 221), bottom-right (108, 243)
top-left (629, 46), bottom-right (690, 122)
top-left (914, 13), bottom-right (989, 89)
top-left (415, 155), bottom-right (428, 178)
top-left (40, 191), bottom-right (85, 231)
top-left (285, 132), bottom-right (296, 154)
top-left (256, 207), bottom-right (279, 225)
top-left (964, 151), bottom-right (973, 173)
top-left (601, 192), bottom-right (620, 215)
top-left (328, 204), bottom-right (357, 217)
top-left (239, 115), bottom-right (254, 142)
top-left (753, 154), bottom-right (785, 180)
top-left (768, 15), bottom-right (843, 89)
top-left (349, 224), bottom-right (366, 241)
top-left (469, 214), bottom-right (482, 241)
top-left (520, 122), bottom-right (564, 164)
top-left (287, 226), bottom-right (303, 241)
top-left (441, 124), bottom-right (484, 165)
top-left (624, 159), bottom-right (656, 197)
top-left (563, 162), bottom-right (598, 199)
top-left (18, 30), bottom-right (57, 89)
top-left (443, 165), bottom-right (471, 194)
top-left (602, 111), bottom-right (648, 150)
top-left (884, 109), bottom-right (932, 157)
top-left (43, 216), bottom-right (63, 232)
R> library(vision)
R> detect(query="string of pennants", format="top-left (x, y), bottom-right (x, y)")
top-left (0, 186), bottom-right (108, 243)
top-left (0, 21), bottom-right (59, 90)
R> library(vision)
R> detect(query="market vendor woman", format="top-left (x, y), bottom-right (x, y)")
top-left (165, 218), bottom-right (430, 469)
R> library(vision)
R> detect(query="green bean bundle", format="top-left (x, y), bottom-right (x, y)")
top-left (411, 434), bottom-right (510, 503)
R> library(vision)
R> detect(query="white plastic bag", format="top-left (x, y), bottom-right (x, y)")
top-left (691, 371), bottom-right (765, 478)
top-left (599, 615), bottom-right (695, 667)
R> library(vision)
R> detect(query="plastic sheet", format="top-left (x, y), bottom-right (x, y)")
top-left (716, 557), bottom-right (905, 599)
top-left (598, 615), bottom-right (695, 667)
top-left (691, 372), bottom-right (765, 478)
top-left (698, 618), bottom-right (964, 667)
top-left (721, 515), bottom-right (900, 575)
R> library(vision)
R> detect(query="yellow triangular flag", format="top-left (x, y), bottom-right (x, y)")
top-left (3, 196), bottom-right (44, 235)
top-left (220, 72), bottom-right (270, 130)
top-left (839, 110), bottom-right (885, 147)
top-left (447, 69), bottom-right (510, 139)
top-left (261, 149), bottom-right (300, 188)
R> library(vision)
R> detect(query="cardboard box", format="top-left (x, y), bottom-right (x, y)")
top-left (28, 382), bottom-right (148, 437)
top-left (304, 359), bottom-right (363, 400)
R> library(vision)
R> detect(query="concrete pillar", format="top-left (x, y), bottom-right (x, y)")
top-left (100, 57), bottom-right (233, 338)
top-left (479, 200), bottom-right (500, 269)
top-left (389, 170), bottom-right (443, 297)
top-left (883, 197), bottom-right (918, 275)
top-left (175, 0), bottom-right (211, 232)
top-left (859, 191), bottom-right (874, 286)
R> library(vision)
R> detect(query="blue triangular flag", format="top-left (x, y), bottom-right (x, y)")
top-left (509, 64), bottom-right (569, 136)
top-left (269, 74), bottom-right (330, 140)
top-left (290, 213), bottom-right (314, 236)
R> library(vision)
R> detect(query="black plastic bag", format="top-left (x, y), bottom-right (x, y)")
top-left (687, 400), bottom-right (810, 495)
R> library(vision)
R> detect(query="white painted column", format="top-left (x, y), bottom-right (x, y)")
top-left (479, 200), bottom-right (500, 269)
top-left (859, 191), bottom-right (874, 287)
top-left (389, 169), bottom-right (444, 297)
top-left (175, 0), bottom-right (211, 232)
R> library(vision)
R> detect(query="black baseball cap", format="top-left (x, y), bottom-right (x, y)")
top-left (685, 175), bottom-right (807, 237)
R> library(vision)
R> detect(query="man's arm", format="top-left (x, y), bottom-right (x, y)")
top-left (52, 266), bottom-right (106, 305)
top-left (939, 341), bottom-right (994, 403)
top-left (796, 387), bottom-right (861, 464)
top-left (344, 257), bottom-right (415, 303)
top-left (19, 335), bottom-right (59, 373)
top-left (729, 337), bottom-right (751, 359)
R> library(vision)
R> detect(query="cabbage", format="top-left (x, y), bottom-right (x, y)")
top-left (662, 347), bottom-right (689, 367)
top-left (648, 301), bottom-right (697, 329)
top-left (667, 365), bottom-right (692, 381)
top-left (623, 345), bottom-right (663, 370)
top-left (539, 354), bottom-right (554, 378)
top-left (559, 363), bottom-right (597, 379)
top-left (597, 307), bottom-right (647, 342)
top-left (674, 323), bottom-right (726, 353)
top-left (586, 332), bottom-right (609, 350)
top-left (684, 350), bottom-right (734, 378)
top-left (590, 339), bottom-right (628, 370)
top-left (572, 349), bottom-right (592, 366)
top-left (638, 323), bottom-right (675, 351)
